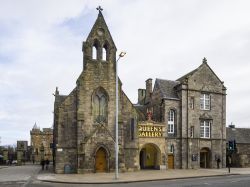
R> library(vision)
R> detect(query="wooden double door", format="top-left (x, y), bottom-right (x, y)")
top-left (95, 148), bottom-right (107, 172)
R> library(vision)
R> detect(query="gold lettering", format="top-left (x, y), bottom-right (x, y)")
top-left (151, 132), bottom-right (155, 137)
top-left (138, 125), bottom-right (164, 137)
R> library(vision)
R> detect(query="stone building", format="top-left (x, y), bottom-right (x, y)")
top-left (17, 140), bottom-right (28, 165)
top-left (138, 58), bottom-right (227, 169)
top-left (227, 125), bottom-right (250, 167)
top-left (30, 124), bottom-right (53, 162)
top-left (53, 8), bottom-right (226, 174)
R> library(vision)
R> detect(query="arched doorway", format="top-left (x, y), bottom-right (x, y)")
top-left (200, 147), bottom-right (211, 168)
top-left (95, 147), bottom-right (107, 172)
top-left (140, 143), bottom-right (160, 170)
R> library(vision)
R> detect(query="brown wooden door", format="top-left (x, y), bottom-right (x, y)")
top-left (95, 148), bottom-right (107, 172)
top-left (168, 154), bottom-right (174, 169)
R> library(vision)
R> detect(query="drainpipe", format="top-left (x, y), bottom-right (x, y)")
top-left (186, 80), bottom-right (189, 169)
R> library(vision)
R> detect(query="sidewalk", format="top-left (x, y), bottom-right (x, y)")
top-left (37, 168), bottom-right (250, 184)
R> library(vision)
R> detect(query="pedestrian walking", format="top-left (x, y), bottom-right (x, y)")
top-left (45, 159), bottom-right (50, 170)
top-left (228, 156), bottom-right (231, 173)
top-left (217, 158), bottom-right (221, 169)
top-left (41, 159), bottom-right (45, 170)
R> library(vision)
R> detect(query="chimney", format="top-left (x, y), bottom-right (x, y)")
top-left (229, 122), bottom-right (235, 128)
top-left (145, 78), bottom-right (152, 104)
top-left (138, 89), bottom-right (146, 105)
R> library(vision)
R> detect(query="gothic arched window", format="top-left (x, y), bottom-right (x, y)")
top-left (102, 42), bottom-right (109, 61)
top-left (92, 39), bottom-right (100, 60)
top-left (92, 88), bottom-right (108, 123)
top-left (92, 45), bottom-right (97, 60)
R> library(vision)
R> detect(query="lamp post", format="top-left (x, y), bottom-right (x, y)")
top-left (115, 51), bottom-right (126, 180)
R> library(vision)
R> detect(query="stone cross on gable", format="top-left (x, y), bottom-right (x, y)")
top-left (96, 6), bottom-right (103, 12)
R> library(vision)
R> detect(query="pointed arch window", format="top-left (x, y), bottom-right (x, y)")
top-left (92, 45), bottom-right (97, 60)
top-left (102, 42), bottom-right (109, 61)
top-left (102, 47), bottom-right (107, 61)
top-left (92, 88), bottom-right (108, 123)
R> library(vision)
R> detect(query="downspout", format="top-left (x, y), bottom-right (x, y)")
top-left (186, 82), bottom-right (189, 169)
top-left (221, 86), bottom-right (226, 167)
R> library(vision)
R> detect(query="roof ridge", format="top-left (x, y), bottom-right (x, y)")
top-left (156, 78), bottom-right (179, 83)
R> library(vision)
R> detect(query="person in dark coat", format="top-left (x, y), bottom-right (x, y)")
top-left (45, 159), bottom-right (50, 170)
top-left (41, 159), bottom-right (45, 170)
top-left (217, 158), bottom-right (221, 169)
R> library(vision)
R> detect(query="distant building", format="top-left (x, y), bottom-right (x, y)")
top-left (30, 123), bottom-right (53, 162)
top-left (227, 125), bottom-right (250, 167)
top-left (17, 140), bottom-right (28, 165)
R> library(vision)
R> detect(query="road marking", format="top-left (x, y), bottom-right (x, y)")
top-left (231, 180), bottom-right (238, 183)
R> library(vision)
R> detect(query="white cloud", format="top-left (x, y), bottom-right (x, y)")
top-left (0, 0), bottom-right (250, 145)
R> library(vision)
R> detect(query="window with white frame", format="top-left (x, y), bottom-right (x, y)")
top-left (168, 110), bottom-right (175, 133)
top-left (200, 120), bottom-right (211, 138)
top-left (200, 93), bottom-right (210, 110)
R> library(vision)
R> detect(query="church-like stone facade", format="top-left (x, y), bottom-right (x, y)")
top-left (53, 9), bottom-right (226, 174)
top-left (30, 124), bottom-right (53, 163)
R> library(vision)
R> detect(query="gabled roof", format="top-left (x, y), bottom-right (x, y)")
top-left (177, 58), bottom-right (224, 84)
top-left (155, 78), bottom-right (180, 100)
top-left (86, 10), bottom-right (116, 49)
top-left (227, 127), bottom-right (250, 144)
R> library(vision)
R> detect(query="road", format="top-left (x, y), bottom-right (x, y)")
top-left (1, 165), bottom-right (250, 187)
top-left (0, 164), bottom-right (40, 187)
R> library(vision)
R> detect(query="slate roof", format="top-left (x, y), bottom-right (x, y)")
top-left (155, 78), bottom-right (180, 100)
top-left (227, 127), bottom-right (250, 144)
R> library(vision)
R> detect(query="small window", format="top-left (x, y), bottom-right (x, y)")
top-left (200, 94), bottom-right (210, 110)
top-left (169, 144), bottom-right (174, 153)
top-left (190, 126), bottom-right (194, 138)
top-left (200, 120), bottom-right (211, 138)
top-left (189, 97), bottom-right (194, 109)
top-left (130, 118), bottom-right (135, 140)
top-left (168, 110), bottom-right (175, 134)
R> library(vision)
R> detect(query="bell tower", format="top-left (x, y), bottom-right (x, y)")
top-left (82, 6), bottom-right (117, 69)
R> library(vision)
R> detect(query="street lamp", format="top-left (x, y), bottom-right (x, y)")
top-left (115, 51), bottom-right (126, 180)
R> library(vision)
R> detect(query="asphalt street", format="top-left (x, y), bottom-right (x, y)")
top-left (1, 165), bottom-right (250, 187)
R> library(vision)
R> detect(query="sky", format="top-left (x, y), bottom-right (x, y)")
top-left (0, 0), bottom-right (250, 146)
